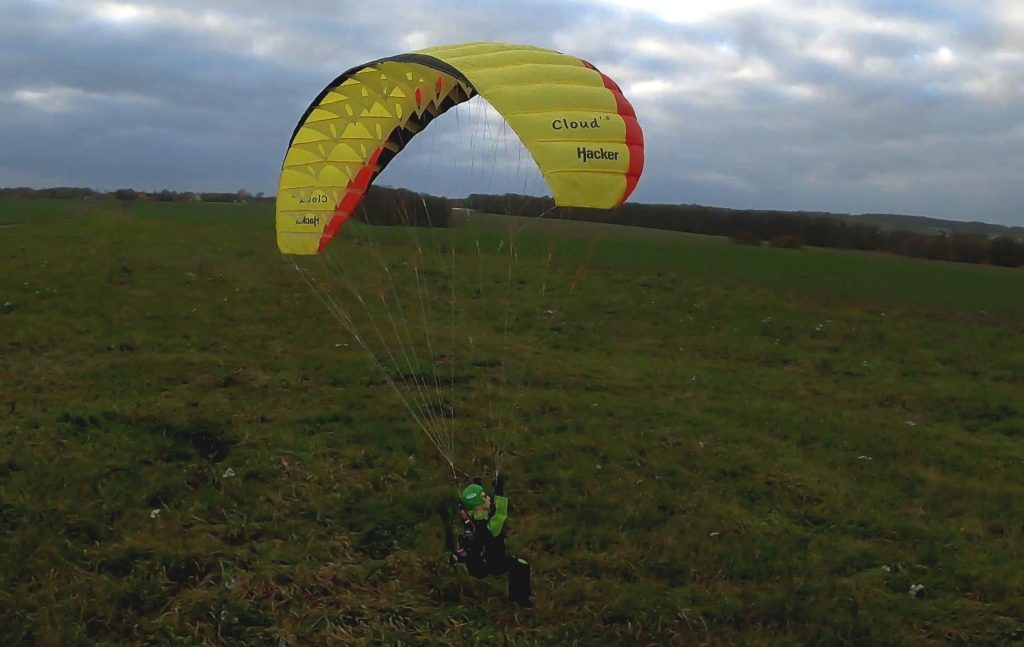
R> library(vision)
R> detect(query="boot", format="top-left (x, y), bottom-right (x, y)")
top-left (508, 557), bottom-right (532, 607)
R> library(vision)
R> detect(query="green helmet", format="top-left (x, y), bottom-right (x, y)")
top-left (461, 484), bottom-right (486, 510)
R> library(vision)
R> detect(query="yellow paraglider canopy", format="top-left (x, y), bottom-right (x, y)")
top-left (276, 41), bottom-right (645, 255)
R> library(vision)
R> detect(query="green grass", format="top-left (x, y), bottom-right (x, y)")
top-left (1, 197), bottom-right (1023, 645)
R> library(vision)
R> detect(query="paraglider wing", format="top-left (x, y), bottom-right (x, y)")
top-left (276, 41), bottom-right (644, 255)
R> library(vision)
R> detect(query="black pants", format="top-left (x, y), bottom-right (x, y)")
top-left (467, 552), bottom-right (532, 605)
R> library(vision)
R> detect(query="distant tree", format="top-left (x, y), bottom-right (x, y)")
top-left (949, 233), bottom-right (988, 264)
top-left (35, 187), bottom-right (99, 199)
top-left (0, 187), bottom-right (34, 198)
top-left (986, 236), bottom-right (1024, 267)
top-left (357, 186), bottom-right (450, 227)
top-left (201, 192), bottom-right (238, 203)
top-left (923, 232), bottom-right (951, 261)
top-left (838, 222), bottom-right (882, 250)
top-left (771, 234), bottom-right (803, 249)
top-left (113, 188), bottom-right (139, 212)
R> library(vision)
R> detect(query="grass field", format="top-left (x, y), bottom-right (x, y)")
top-left (2, 197), bottom-right (1023, 645)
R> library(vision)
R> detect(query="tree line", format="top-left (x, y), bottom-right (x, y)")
top-left (0, 186), bottom-right (269, 203)
top-left (463, 193), bottom-right (1024, 268)
top-left (4, 186), bottom-right (1020, 267)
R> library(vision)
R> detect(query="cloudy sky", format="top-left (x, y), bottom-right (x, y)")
top-left (2, 0), bottom-right (1022, 225)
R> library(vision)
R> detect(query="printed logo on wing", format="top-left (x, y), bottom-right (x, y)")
top-left (551, 115), bottom-right (611, 131)
top-left (577, 146), bottom-right (620, 163)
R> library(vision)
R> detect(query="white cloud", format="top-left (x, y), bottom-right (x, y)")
top-left (11, 87), bottom-right (72, 111)
top-left (92, 2), bottom-right (151, 24)
top-left (934, 46), bottom-right (954, 64)
top-left (627, 79), bottom-right (672, 97)
top-left (7, 85), bottom-right (158, 113)
top-left (591, 0), bottom-right (770, 24)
